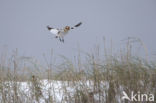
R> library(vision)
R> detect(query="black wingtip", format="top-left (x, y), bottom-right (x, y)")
top-left (47, 25), bottom-right (53, 30)
top-left (74, 22), bottom-right (82, 27)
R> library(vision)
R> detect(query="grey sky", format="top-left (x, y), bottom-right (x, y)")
top-left (0, 0), bottom-right (156, 61)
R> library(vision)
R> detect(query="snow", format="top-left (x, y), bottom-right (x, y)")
top-left (0, 80), bottom-right (122, 103)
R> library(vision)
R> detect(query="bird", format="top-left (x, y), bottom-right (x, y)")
top-left (47, 22), bottom-right (82, 42)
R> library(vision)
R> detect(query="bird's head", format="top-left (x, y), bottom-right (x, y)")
top-left (65, 26), bottom-right (70, 31)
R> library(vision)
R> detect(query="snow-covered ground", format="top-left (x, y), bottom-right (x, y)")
top-left (1, 79), bottom-right (154, 103)
top-left (0, 80), bottom-right (114, 103)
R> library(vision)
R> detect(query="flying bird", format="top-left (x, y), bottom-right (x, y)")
top-left (47, 22), bottom-right (82, 42)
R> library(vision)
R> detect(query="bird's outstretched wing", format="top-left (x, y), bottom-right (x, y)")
top-left (71, 22), bottom-right (82, 29)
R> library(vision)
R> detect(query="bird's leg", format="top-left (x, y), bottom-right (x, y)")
top-left (62, 38), bottom-right (64, 43)
top-left (60, 36), bottom-right (64, 43)
top-left (59, 37), bottom-right (62, 42)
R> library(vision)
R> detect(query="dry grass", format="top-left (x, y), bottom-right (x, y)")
top-left (0, 38), bottom-right (156, 103)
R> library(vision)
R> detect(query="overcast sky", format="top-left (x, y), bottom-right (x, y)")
top-left (0, 0), bottom-right (156, 62)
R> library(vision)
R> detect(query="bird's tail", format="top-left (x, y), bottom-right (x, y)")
top-left (71, 22), bottom-right (82, 29)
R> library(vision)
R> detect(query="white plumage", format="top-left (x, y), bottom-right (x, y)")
top-left (50, 29), bottom-right (59, 36)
